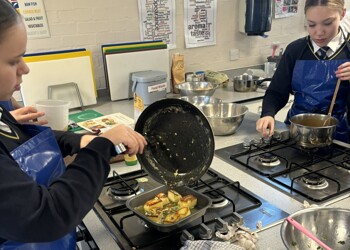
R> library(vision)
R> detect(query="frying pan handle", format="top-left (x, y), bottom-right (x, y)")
top-left (115, 143), bottom-right (127, 154)
top-left (256, 78), bottom-right (272, 85)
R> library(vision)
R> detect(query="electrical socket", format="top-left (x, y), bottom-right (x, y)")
top-left (230, 49), bottom-right (239, 61)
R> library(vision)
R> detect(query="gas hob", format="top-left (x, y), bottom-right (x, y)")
top-left (215, 131), bottom-right (350, 204)
top-left (93, 168), bottom-right (288, 249)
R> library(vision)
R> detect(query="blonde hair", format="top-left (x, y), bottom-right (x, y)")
top-left (304, 0), bottom-right (345, 14)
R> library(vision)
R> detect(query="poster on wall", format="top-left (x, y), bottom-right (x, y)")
top-left (8, 0), bottom-right (50, 39)
top-left (184, 0), bottom-right (217, 48)
top-left (138, 0), bottom-right (176, 49)
top-left (274, 0), bottom-right (299, 19)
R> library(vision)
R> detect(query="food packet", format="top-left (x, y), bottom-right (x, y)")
top-left (171, 53), bottom-right (185, 93)
top-left (204, 70), bottom-right (229, 87)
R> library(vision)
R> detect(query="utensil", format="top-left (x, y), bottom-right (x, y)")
top-left (179, 95), bottom-right (222, 108)
top-left (125, 185), bottom-right (212, 232)
top-left (289, 113), bottom-right (338, 148)
top-left (200, 103), bottom-right (248, 136)
top-left (233, 74), bottom-right (271, 92)
top-left (323, 78), bottom-right (342, 126)
top-left (281, 207), bottom-right (350, 250)
top-left (134, 98), bottom-right (214, 187)
top-left (175, 81), bottom-right (218, 96)
top-left (286, 217), bottom-right (332, 250)
top-left (271, 43), bottom-right (279, 58)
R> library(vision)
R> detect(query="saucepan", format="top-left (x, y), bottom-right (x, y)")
top-left (233, 74), bottom-right (271, 92)
top-left (289, 113), bottom-right (338, 148)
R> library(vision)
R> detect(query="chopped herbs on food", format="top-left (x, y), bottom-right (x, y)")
top-left (291, 241), bottom-right (297, 246)
top-left (338, 240), bottom-right (345, 245)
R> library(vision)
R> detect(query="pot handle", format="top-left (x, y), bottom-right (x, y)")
top-left (256, 78), bottom-right (272, 85)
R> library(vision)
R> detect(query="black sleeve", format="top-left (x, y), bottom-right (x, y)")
top-left (261, 39), bottom-right (305, 118)
top-left (53, 130), bottom-right (84, 157)
top-left (0, 137), bottom-right (114, 243)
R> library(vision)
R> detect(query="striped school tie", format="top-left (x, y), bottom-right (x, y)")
top-left (317, 46), bottom-right (330, 59)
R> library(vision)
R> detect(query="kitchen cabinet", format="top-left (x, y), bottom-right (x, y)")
top-left (241, 95), bottom-right (294, 122)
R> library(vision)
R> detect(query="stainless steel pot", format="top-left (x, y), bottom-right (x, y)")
top-left (281, 207), bottom-right (350, 250)
top-left (289, 113), bottom-right (338, 148)
top-left (233, 74), bottom-right (271, 92)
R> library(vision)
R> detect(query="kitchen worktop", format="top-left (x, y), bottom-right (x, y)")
top-left (81, 86), bottom-right (350, 250)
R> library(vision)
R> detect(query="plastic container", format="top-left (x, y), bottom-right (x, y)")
top-left (35, 99), bottom-right (70, 130)
top-left (131, 70), bottom-right (167, 120)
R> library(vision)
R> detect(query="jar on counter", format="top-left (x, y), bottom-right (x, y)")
top-left (195, 71), bottom-right (205, 81)
top-left (185, 72), bottom-right (194, 82)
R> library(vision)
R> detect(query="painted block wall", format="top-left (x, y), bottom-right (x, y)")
top-left (24, 0), bottom-right (349, 90)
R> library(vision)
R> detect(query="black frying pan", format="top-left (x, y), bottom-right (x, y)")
top-left (134, 98), bottom-right (215, 187)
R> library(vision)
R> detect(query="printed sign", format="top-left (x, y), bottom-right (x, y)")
top-left (138, 0), bottom-right (176, 49)
top-left (15, 0), bottom-right (50, 39)
top-left (184, 0), bottom-right (217, 48)
top-left (274, 0), bottom-right (299, 19)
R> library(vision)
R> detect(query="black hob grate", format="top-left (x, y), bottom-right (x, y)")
top-left (216, 135), bottom-right (350, 203)
top-left (93, 168), bottom-right (287, 249)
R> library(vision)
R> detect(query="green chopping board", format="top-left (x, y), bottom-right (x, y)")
top-left (68, 109), bottom-right (103, 132)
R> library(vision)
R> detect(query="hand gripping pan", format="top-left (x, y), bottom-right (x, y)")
top-left (134, 98), bottom-right (215, 187)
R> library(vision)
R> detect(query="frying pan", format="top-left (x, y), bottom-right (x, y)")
top-left (134, 98), bottom-right (215, 187)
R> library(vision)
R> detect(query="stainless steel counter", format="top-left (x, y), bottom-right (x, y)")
top-left (81, 87), bottom-right (350, 250)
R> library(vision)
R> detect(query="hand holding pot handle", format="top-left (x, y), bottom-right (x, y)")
top-left (99, 124), bottom-right (147, 155)
top-left (256, 116), bottom-right (275, 138)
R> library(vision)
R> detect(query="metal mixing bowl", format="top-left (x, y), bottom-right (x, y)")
top-left (281, 207), bottom-right (350, 250)
top-left (175, 82), bottom-right (219, 96)
top-left (200, 103), bottom-right (248, 135)
top-left (179, 96), bottom-right (222, 108)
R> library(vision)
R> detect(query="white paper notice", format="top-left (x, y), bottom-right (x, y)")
top-left (138, 0), bottom-right (176, 49)
top-left (184, 0), bottom-right (217, 48)
top-left (274, 0), bottom-right (299, 19)
top-left (17, 0), bottom-right (50, 39)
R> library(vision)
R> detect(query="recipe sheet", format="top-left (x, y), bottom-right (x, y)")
top-left (77, 113), bottom-right (134, 133)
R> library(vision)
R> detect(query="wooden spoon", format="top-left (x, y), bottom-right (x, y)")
top-left (323, 78), bottom-right (341, 126)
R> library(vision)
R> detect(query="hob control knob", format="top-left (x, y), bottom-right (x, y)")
top-left (230, 212), bottom-right (244, 226)
top-left (262, 136), bottom-right (271, 144)
top-left (198, 223), bottom-right (213, 240)
top-left (180, 230), bottom-right (194, 245)
top-left (215, 218), bottom-right (229, 234)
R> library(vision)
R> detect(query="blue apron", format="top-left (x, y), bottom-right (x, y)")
top-left (0, 125), bottom-right (76, 250)
top-left (287, 59), bottom-right (350, 143)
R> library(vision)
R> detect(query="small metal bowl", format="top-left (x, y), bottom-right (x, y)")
top-left (179, 96), bottom-right (222, 108)
top-left (175, 82), bottom-right (219, 96)
top-left (200, 103), bottom-right (248, 136)
top-left (281, 207), bottom-right (350, 250)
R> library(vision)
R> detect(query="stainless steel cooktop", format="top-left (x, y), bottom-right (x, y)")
top-left (93, 168), bottom-right (288, 249)
top-left (215, 131), bottom-right (350, 204)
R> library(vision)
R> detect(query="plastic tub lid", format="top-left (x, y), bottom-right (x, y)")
top-left (131, 70), bottom-right (167, 82)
